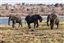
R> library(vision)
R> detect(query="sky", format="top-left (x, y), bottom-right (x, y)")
top-left (0, 0), bottom-right (64, 5)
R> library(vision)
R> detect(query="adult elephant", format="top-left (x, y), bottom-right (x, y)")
top-left (25, 14), bottom-right (42, 28)
top-left (8, 15), bottom-right (22, 28)
top-left (47, 13), bottom-right (59, 29)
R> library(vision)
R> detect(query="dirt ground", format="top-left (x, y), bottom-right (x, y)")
top-left (0, 22), bottom-right (64, 43)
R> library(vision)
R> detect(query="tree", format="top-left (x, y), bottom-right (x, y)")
top-left (40, 8), bottom-right (44, 12)
top-left (60, 4), bottom-right (63, 7)
top-left (54, 3), bottom-right (59, 7)
top-left (22, 3), bottom-right (25, 5)
top-left (0, 14), bottom-right (1, 17)
top-left (6, 5), bottom-right (8, 10)
top-left (27, 8), bottom-right (30, 11)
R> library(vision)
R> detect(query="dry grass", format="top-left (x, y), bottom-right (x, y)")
top-left (0, 21), bottom-right (64, 43)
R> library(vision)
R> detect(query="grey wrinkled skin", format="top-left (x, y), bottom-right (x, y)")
top-left (47, 14), bottom-right (59, 29)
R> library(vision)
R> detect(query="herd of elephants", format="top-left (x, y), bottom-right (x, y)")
top-left (8, 13), bottom-right (59, 30)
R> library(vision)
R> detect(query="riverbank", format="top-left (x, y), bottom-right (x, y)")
top-left (0, 25), bottom-right (11, 27)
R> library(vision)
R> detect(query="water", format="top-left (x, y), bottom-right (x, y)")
top-left (0, 19), bottom-right (8, 24)
top-left (0, 17), bottom-right (26, 25)
top-left (0, 16), bottom-right (64, 25)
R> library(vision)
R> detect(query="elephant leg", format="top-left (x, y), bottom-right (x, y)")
top-left (12, 21), bottom-right (15, 28)
top-left (19, 22), bottom-right (22, 27)
top-left (28, 23), bottom-right (31, 29)
top-left (50, 22), bottom-right (54, 30)
top-left (34, 22), bottom-right (37, 28)
top-left (47, 21), bottom-right (49, 26)
top-left (56, 23), bottom-right (59, 29)
top-left (20, 22), bottom-right (22, 27)
top-left (34, 23), bottom-right (36, 28)
top-left (51, 24), bottom-right (54, 30)
top-left (12, 23), bottom-right (15, 28)
top-left (36, 21), bottom-right (39, 28)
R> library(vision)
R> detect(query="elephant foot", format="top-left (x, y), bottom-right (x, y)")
top-left (29, 29), bottom-right (34, 31)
